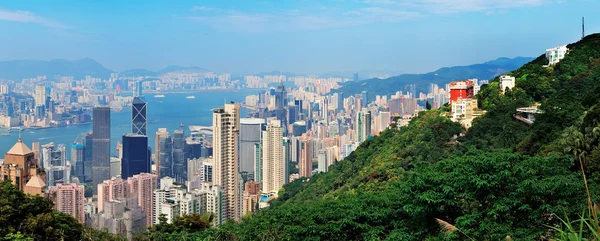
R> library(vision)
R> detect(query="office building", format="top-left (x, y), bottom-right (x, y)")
top-left (261, 119), bottom-right (285, 196)
top-left (110, 157), bottom-right (121, 178)
top-left (71, 143), bottom-right (85, 183)
top-left (172, 129), bottom-right (186, 183)
top-left (212, 103), bottom-right (241, 222)
top-left (156, 128), bottom-right (172, 179)
top-left (92, 107), bottom-right (111, 193)
top-left (84, 133), bottom-right (93, 183)
top-left (48, 183), bottom-right (85, 223)
top-left (34, 85), bottom-right (46, 108)
top-left (1, 138), bottom-right (46, 195)
top-left (42, 143), bottom-right (70, 187)
top-left (239, 118), bottom-right (265, 177)
top-left (121, 134), bottom-right (151, 179)
top-left (132, 97), bottom-right (147, 136)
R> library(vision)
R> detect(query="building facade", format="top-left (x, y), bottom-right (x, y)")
top-left (92, 106), bottom-right (111, 193)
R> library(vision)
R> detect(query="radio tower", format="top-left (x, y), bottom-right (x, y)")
top-left (582, 17), bottom-right (585, 40)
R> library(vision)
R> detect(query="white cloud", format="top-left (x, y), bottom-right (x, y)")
top-left (186, 0), bottom-right (555, 32)
top-left (191, 6), bottom-right (214, 12)
top-left (0, 9), bottom-right (66, 29)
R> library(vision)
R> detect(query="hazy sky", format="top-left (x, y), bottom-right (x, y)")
top-left (0, 0), bottom-right (597, 74)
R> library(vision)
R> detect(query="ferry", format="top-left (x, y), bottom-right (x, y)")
top-left (186, 96), bottom-right (196, 99)
top-left (154, 94), bottom-right (165, 98)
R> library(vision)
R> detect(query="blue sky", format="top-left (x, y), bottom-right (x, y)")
top-left (0, 0), bottom-right (598, 75)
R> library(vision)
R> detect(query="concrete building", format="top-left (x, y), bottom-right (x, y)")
top-left (48, 183), bottom-right (85, 223)
top-left (110, 157), bottom-right (121, 178)
top-left (261, 119), bottom-right (285, 196)
top-left (546, 45), bottom-right (568, 65)
top-left (1, 138), bottom-right (46, 195)
top-left (242, 181), bottom-right (260, 216)
top-left (451, 98), bottom-right (483, 129)
top-left (239, 118), bottom-right (265, 178)
top-left (449, 80), bottom-right (475, 104)
top-left (499, 75), bottom-right (516, 94)
top-left (212, 103), bottom-right (241, 222)
top-left (71, 143), bottom-right (85, 183)
top-left (128, 173), bottom-right (158, 227)
top-left (299, 134), bottom-right (312, 178)
top-left (92, 106), bottom-right (111, 193)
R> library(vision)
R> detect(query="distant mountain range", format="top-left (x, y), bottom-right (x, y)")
top-left (334, 56), bottom-right (534, 97)
top-left (0, 58), bottom-right (113, 80)
top-left (0, 58), bottom-right (212, 80)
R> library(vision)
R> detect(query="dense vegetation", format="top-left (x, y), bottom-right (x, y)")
top-left (2, 34), bottom-right (600, 240)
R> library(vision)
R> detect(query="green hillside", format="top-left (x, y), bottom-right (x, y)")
top-left (137, 34), bottom-right (600, 240)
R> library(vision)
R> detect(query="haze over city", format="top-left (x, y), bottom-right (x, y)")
top-left (1, 0), bottom-right (598, 74)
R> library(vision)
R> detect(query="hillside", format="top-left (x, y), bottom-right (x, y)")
top-left (334, 56), bottom-right (533, 97)
top-left (0, 58), bottom-right (113, 80)
top-left (141, 34), bottom-right (600, 240)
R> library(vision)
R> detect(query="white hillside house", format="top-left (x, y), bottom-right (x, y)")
top-left (545, 45), bottom-right (568, 65)
top-left (499, 75), bottom-right (515, 94)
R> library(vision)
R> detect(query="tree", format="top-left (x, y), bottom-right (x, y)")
top-left (426, 101), bottom-right (432, 110)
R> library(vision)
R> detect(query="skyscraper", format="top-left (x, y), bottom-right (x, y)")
top-left (299, 134), bottom-right (312, 177)
top-left (132, 97), bottom-right (147, 136)
top-left (71, 143), bottom-right (85, 182)
top-left (212, 103), bottom-right (241, 221)
top-left (156, 128), bottom-right (172, 179)
top-left (353, 72), bottom-right (359, 82)
top-left (261, 119), bottom-right (285, 196)
top-left (84, 133), bottom-right (93, 183)
top-left (34, 85), bottom-right (46, 108)
top-left (92, 106), bottom-right (111, 193)
top-left (121, 134), bottom-right (151, 179)
top-left (172, 129), bottom-right (186, 183)
top-left (42, 143), bottom-right (69, 187)
top-left (239, 118), bottom-right (265, 178)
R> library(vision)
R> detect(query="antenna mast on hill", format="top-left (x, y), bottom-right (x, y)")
top-left (582, 17), bottom-right (585, 40)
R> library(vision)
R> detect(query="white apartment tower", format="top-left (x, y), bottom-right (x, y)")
top-left (212, 103), bottom-right (240, 222)
top-left (261, 119), bottom-right (285, 197)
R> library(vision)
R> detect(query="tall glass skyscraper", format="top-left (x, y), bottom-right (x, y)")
top-left (121, 134), bottom-right (150, 179)
top-left (92, 106), bottom-right (111, 192)
top-left (172, 129), bottom-right (186, 183)
top-left (84, 132), bottom-right (93, 183)
top-left (156, 129), bottom-right (173, 179)
top-left (132, 97), bottom-right (147, 136)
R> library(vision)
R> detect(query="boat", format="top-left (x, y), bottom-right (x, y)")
top-left (186, 96), bottom-right (196, 99)
top-left (1, 133), bottom-right (9, 136)
top-left (154, 94), bottom-right (165, 98)
top-left (180, 123), bottom-right (185, 127)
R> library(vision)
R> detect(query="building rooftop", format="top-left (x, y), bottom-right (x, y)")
top-left (7, 138), bottom-right (33, 156)
top-left (25, 175), bottom-right (47, 188)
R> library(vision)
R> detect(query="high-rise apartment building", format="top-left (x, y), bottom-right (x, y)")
top-left (34, 85), bottom-right (46, 108)
top-left (92, 107), bottom-right (111, 193)
top-left (261, 119), bottom-right (285, 196)
top-left (48, 183), bottom-right (85, 223)
top-left (128, 173), bottom-right (158, 227)
top-left (299, 134), bottom-right (312, 177)
top-left (242, 181), bottom-right (260, 216)
top-left (121, 134), bottom-right (151, 179)
top-left (212, 103), bottom-right (241, 222)
top-left (132, 97), bottom-right (147, 136)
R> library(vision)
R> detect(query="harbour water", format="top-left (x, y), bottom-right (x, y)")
top-left (0, 90), bottom-right (259, 158)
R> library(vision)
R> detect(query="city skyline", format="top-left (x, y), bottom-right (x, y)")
top-left (0, 1), bottom-right (597, 75)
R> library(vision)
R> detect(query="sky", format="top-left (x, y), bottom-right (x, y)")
top-left (0, 0), bottom-right (598, 75)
